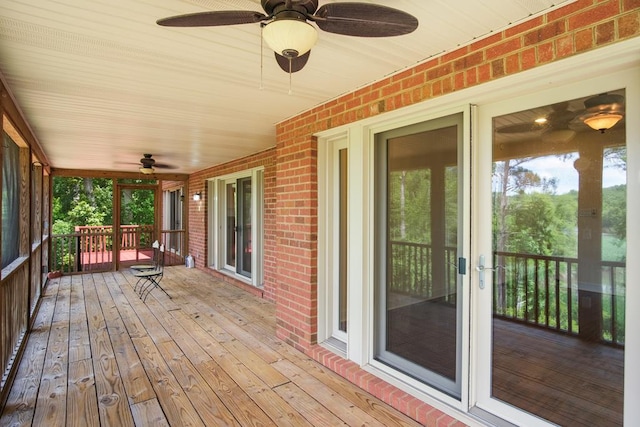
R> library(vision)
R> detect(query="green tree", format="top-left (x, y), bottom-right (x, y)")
top-left (121, 189), bottom-right (155, 225)
top-left (68, 200), bottom-right (105, 227)
top-left (53, 177), bottom-right (113, 226)
top-left (602, 185), bottom-right (626, 240)
top-left (507, 192), bottom-right (576, 256)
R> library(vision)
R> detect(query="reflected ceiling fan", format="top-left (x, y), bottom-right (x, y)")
top-left (137, 154), bottom-right (176, 175)
top-left (156, 0), bottom-right (419, 74)
top-left (496, 101), bottom-right (578, 137)
top-left (496, 93), bottom-right (625, 139)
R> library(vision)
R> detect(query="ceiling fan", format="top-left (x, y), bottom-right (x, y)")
top-left (496, 93), bottom-right (625, 138)
top-left (156, 0), bottom-right (419, 74)
top-left (496, 101), bottom-right (578, 135)
top-left (138, 154), bottom-right (175, 174)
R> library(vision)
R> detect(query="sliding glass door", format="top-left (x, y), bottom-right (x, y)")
top-left (476, 90), bottom-right (626, 426)
top-left (375, 113), bottom-right (465, 398)
top-left (222, 176), bottom-right (253, 279)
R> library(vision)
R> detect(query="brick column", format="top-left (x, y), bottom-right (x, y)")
top-left (274, 131), bottom-right (318, 352)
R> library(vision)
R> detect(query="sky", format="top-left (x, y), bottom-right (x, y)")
top-left (519, 153), bottom-right (626, 195)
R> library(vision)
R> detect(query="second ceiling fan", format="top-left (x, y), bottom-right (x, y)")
top-left (157, 0), bottom-right (419, 73)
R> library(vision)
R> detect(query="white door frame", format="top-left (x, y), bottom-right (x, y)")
top-left (314, 37), bottom-right (639, 425)
top-left (472, 66), bottom-right (639, 425)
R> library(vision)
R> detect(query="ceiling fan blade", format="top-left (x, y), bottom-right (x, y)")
top-left (496, 122), bottom-right (546, 134)
top-left (157, 10), bottom-right (268, 27)
top-left (274, 51), bottom-right (310, 73)
top-left (584, 93), bottom-right (625, 113)
top-left (154, 163), bottom-right (177, 170)
top-left (313, 3), bottom-right (418, 37)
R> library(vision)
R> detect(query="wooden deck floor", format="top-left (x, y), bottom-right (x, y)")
top-left (1, 267), bottom-right (422, 427)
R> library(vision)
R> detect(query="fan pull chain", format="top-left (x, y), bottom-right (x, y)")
top-left (288, 58), bottom-right (293, 95)
top-left (259, 25), bottom-right (264, 90)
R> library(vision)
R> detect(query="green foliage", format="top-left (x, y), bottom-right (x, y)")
top-left (602, 185), bottom-right (626, 241)
top-left (120, 189), bottom-right (155, 225)
top-left (602, 234), bottom-right (626, 262)
top-left (505, 192), bottom-right (577, 256)
top-left (53, 177), bottom-right (113, 227)
top-left (68, 200), bottom-right (105, 226)
top-left (53, 178), bottom-right (155, 228)
top-left (387, 167), bottom-right (458, 246)
top-left (52, 219), bottom-right (73, 235)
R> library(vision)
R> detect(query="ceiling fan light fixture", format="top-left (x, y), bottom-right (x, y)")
top-left (583, 113), bottom-right (623, 133)
top-left (139, 166), bottom-right (155, 175)
top-left (262, 19), bottom-right (318, 58)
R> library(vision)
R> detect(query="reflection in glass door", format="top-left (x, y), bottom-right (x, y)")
top-left (479, 90), bottom-right (626, 426)
top-left (164, 188), bottom-right (183, 255)
top-left (375, 113), bottom-right (464, 398)
top-left (225, 182), bottom-right (236, 269)
top-left (238, 177), bottom-right (252, 277)
top-left (223, 178), bottom-right (252, 278)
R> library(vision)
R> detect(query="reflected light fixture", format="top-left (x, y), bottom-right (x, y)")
top-left (583, 113), bottom-right (623, 133)
top-left (582, 93), bottom-right (624, 133)
top-left (193, 192), bottom-right (202, 201)
top-left (262, 18), bottom-right (318, 59)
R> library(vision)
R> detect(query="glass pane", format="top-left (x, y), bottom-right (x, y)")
top-left (339, 148), bottom-right (348, 333)
top-left (240, 178), bottom-right (252, 275)
top-left (491, 90), bottom-right (625, 426)
top-left (226, 183), bottom-right (236, 267)
top-left (376, 113), bottom-right (462, 397)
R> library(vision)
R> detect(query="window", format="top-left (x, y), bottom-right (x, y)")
top-left (2, 132), bottom-right (22, 269)
top-left (318, 134), bottom-right (350, 352)
top-left (208, 168), bottom-right (263, 286)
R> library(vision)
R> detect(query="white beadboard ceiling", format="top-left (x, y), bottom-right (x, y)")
top-left (0, 0), bottom-right (572, 174)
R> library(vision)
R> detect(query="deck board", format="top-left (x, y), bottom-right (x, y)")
top-left (96, 273), bottom-right (155, 404)
top-left (1, 281), bottom-right (59, 427)
top-left (32, 275), bottom-right (70, 427)
top-left (83, 274), bottom-right (136, 427)
top-left (1, 267), bottom-right (421, 427)
top-left (68, 275), bottom-right (91, 363)
top-left (67, 359), bottom-right (99, 427)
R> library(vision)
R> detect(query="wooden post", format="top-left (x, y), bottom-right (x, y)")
top-left (576, 136), bottom-right (604, 342)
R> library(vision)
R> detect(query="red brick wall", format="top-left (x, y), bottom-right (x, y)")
top-left (274, 136), bottom-right (318, 351)
top-left (187, 148), bottom-right (277, 301)
top-left (183, 1), bottom-right (637, 424)
top-left (274, 0), bottom-right (639, 352)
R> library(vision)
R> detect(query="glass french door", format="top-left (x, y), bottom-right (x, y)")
top-left (164, 188), bottom-right (183, 255)
top-left (475, 90), bottom-right (626, 426)
top-left (374, 112), bottom-right (465, 398)
top-left (224, 177), bottom-right (252, 278)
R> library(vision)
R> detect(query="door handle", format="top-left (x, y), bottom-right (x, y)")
top-left (476, 255), bottom-right (504, 289)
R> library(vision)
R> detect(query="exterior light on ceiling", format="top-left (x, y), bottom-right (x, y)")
top-left (139, 166), bottom-right (154, 175)
top-left (583, 113), bottom-right (623, 133)
top-left (262, 18), bottom-right (318, 58)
